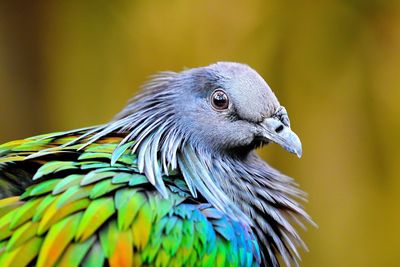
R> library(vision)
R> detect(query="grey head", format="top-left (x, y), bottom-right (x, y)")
top-left (77, 62), bottom-right (311, 267)
top-left (170, 62), bottom-right (302, 156)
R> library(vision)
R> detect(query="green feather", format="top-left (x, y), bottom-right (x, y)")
top-left (141, 217), bottom-right (167, 263)
top-left (117, 154), bottom-right (137, 166)
top-left (186, 249), bottom-right (198, 267)
top-left (57, 236), bottom-right (96, 267)
top-left (165, 216), bottom-right (178, 234)
top-left (36, 212), bottom-right (82, 267)
top-left (0, 210), bottom-right (16, 241)
top-left (131, 202), bottom-right (153, 250)
top-left (202, 243), bottom-right (218, 267)
top-left (0, 237), bottom-right (42, 267)
top-left (215, 241), bottom-right (227, 267)
top-left (52, 136), bottom-right (77, 144)
top-left (78, 152), bottom-right (112, 161)
top-left (0, 155), bottom-right (26, 163)
top-left (56, 185), bottom-right (93, 208)
top-left (9, 197), bottom-right (41, 230)
top-left (162, 218), bottom-right (183, 256)
top-left (80, 162), bottom-right (112, 170)
top-left (82, 241), bottom-right (105, 267)
top-left (32, 194), bottom-right (56, 222)
top-left (0, 197), bottom-right (22, 218)
top-left (117, 190), bottom-right (145, 230)
top-left (99, 220), bottom-right (119, 257)
top-left (177, 219), bottom-right (195, 263)
top-left (52, 174), bottom-right (83, 194)
top-left (75, 197), bottom-right (115, 242)
top-left (128, 174), bottom-right (148, 186)
top-left (38, 198), bottom-right (90, 235)
top-left (114, 188), bottom-right (137, 209)
top-left (33, 161), bottom-right (78, 180)
top-left (142, 235), bottom-right (162, 264)
top-left (11, 138), bottom-right (51, 152)
top-left (110, 141), bottom-right (135, 165)
top-left (85, 143), bottom-right (117, 153)
top-left (29, 179), bottom-right (61, 197)
top-left (81, 171), bottom-right (117, 186)
top-left (154, 249), bottom-right (170, 267)
top-left (19, 186), bottom-right (34, 200)
top-left (0, 140), bottom-right (25, 151)
top-left (89, 179), bottom-right (124, 199)
top-left (153, 195), bottom-right (180, 221)
top-left (111, 172), bottom-right (133, 184)
top-left (194, 215), bottom-right (208, 251)
top-left (6, 221), bottom-right (38, 251)
top-left (226, 241), bottom-right (239, 266)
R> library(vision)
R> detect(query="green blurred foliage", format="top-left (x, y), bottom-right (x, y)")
top-left (1, 1), bottom-right (399, 266)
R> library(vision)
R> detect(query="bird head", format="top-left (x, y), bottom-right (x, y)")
top-left (153, 62), bottom-right (302, 157)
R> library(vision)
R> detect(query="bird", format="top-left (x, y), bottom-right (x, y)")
top-left (0, 62), bottom-right (312, 267)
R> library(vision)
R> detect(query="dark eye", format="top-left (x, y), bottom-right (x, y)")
top-left (211, 89), bottom-right (229, 110)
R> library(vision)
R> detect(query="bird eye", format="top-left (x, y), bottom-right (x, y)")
top-left (211, 89), bottom-right (229, 110)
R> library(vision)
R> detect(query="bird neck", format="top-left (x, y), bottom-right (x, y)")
top-left (205, 149), bottom-right (311, 266)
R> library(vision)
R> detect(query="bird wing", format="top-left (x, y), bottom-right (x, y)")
top-left (0, 130), bottom-right (261, 267)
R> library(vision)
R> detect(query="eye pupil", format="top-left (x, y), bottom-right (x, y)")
top-left (211, 90), bottom-right (229, 110)
top-left (214, 92), bottom-right (226, 106)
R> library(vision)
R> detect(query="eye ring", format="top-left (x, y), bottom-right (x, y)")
top-left (211, 89), bottom-right (229, 110)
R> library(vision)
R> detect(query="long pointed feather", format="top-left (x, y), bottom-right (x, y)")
top-left (37, 213), bottom-right (82, 267)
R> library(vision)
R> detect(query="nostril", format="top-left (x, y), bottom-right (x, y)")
top-left (275, 125), bottom-right (284, 133)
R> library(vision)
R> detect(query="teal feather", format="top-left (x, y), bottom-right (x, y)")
top-left (80, 162), bottom-right (112, 170)
top-left (111, 172), bottom-right (133, 184)
top-left (82, 241), bottom-right (105, 267)
top-left (81, 171), bottom-right (116, 186)
top-left (52, 174), bottom-right (83, 194)
top-left (89, 179), bottom-right (124, 199)
top-left (128, 174), bottom-right (148, 186)
top-left (111, 141), bottom-right (135, 165)
top-left (32, 161), bottom-right (78, 180)
top-left (56, 185), bottom-right (91, 208)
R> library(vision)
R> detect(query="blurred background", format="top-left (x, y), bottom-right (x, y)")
top-left (1, 0), bottom-right (399, 266)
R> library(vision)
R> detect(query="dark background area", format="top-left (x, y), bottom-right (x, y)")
top-left (1, 1), bottom-right (399, 266)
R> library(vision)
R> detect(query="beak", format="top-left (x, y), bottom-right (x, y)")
top-left (260, 116), bottom-right (302, 158)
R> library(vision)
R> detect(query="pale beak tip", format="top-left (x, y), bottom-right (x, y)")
top-left (292, 137), bottom-right (302, 158)
top-left (296, 148), bottom-right (302, 158)
top-left (287, 143), bottom-right (302, 158)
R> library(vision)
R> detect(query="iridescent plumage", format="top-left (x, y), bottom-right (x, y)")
top-left (0, 134), bottom-right (260, 266)
top-left (0, 62), bottom-right (313, 266)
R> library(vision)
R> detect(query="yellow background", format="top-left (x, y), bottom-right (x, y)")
top-left (1, 1), bottom-right (399, 266)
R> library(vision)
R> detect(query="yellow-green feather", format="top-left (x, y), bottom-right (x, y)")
top-left (6, 221), bottom-right (38, 251)
top-left (0, 197), bottom-right (22, 217)
top-left (131, 202), bottom-right (153, 250)
top-left (75, 197), bottom-right (115, 242)
top-left (57, 235), bottom-right (96, 267)
top-left (37, 197), bottom-right (90, 235)
top-left (9, 197), bottom-right (41, 229)
top-left (36, 212), bottom-right (82, 267)
top-left (0, 237), bottom-right (42, 267)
